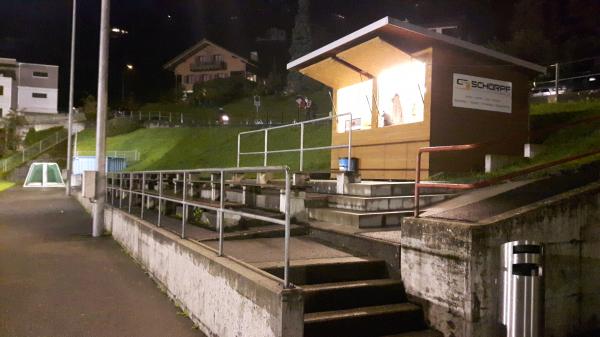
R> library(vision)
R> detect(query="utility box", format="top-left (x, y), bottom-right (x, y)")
top-left (82, 170), bottom-right (97, 199)
top-left (499, 241), bottom-right (544, 337)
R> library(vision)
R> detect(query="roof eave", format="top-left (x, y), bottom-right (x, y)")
top-left (287, 16), bottom-right (546, 75)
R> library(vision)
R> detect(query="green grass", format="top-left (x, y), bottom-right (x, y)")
top-left (436, 100), bottom-right (600, 183)
top-left (0, 181), bottom-right (15, 192)
top-left (89, 97), bottom-right (600, 180)
top-left (140, 89), bottom-right (332, 124)
top-left (24, 126), bottom-right (64, 146)
top-left (77, 122), bottom-right (332, 172)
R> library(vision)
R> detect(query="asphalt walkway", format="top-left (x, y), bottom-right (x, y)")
top-left (0, 187), bottom-right (204, 337)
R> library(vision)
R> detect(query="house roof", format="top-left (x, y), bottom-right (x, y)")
top-left (287, 17), bottom-right (546, 74)
top-left (163, 39), bottom-right (253, 70)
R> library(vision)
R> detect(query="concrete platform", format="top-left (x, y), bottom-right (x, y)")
top-left (203, 236), bottom-right (354, 265)
top-left (0, 188), bottom-right (203, 337)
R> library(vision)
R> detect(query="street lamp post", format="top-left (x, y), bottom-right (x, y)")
top-left (92, 0), bottom-right (110, 237)
top-left (121, 64), bottom-right (133, 102)
top-left (65, 0), bottom-right (77, 196)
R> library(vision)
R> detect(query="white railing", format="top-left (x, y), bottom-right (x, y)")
top-left (106, 166), bottom-right (293, 288)
top-left (75, 150), bottom-right (140, 162)
top-left (236, 113), bottom-right (352, 171)
top-left (0, 129), bottom-right (68, 173)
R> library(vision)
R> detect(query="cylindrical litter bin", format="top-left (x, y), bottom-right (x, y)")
top-left (499, 241), bottom-right (544, 337)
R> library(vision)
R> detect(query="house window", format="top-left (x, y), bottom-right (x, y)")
top-left (184, 75), bottom-right (190, 84)
top-left (214, 54), bottom-right (223, 63)
top-left (218, 73), bottom-right (227, 79)
top-left (32, 92), bottom-right (47, 99)
top-left (0, 85), bottom-right (3, 96)
top-left (33, 71), bottom-right (49, 78)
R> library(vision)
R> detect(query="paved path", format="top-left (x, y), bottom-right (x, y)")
top-left (0, 187), bottom-right (204, 337)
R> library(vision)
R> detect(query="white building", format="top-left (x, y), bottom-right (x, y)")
top-left (0, 57), bottom-right (59, 117)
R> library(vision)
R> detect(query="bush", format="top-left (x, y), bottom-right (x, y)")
top-left (82, 95), bottom-right (97, 122)
top-left (106, 118), bottom-right (142, 137)
top-left (24, 126), bottom-right (63, 145)
top-left (190, 77), bottom-right (256, 106)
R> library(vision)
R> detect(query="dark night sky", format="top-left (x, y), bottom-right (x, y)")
top-left (1, 0), bottom-right (597, 111)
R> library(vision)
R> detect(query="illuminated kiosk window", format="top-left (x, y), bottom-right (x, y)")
top-left (23, 162), bottom-right (65, 188)
top-left (377, 59), bottom-right (426, 126)
top-left (336, 79), bottom-right (373, 133)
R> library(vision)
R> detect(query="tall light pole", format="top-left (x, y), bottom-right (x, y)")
top-left (122, 63), bottom-right (133, 102)
top-left (65, 0), bottom-right (77, 196)
top-left (93, 0), bottom-right (110, 237)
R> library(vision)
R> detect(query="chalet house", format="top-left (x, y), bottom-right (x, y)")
top-left (163, 39), bottom-right (258, 93)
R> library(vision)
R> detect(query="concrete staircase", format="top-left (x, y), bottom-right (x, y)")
top-left (263, 258), bottom-right (440, 337)
top-left (307, 180), bottom-right (454, 228)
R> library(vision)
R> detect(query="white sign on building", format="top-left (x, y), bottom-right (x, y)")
top-left (452, 73), bottom-right (512, 113)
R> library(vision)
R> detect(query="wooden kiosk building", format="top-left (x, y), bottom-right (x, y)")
top-left (287, 17), bottom-right (546, 180)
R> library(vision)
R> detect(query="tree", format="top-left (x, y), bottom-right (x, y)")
top-left (265, 62), bottom-right (286, 94)
top-left (0, 111), bottom-right (26, 157)
top-left (287, 0), bottom-right (313, 92)
top-left (487, 0), bottom-right (556, 64)
top-left (81, 95), bottom-right (98, 122)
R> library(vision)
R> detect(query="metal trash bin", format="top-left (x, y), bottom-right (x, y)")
top-left (499, 241), bottom-right (544, 337)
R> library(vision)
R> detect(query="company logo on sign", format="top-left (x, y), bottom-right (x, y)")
top-left (452, 74), bottom-right (512, 113)
top-left (455, 78), bottom-right (511, 95)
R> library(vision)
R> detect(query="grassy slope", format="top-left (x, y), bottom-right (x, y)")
top-left (444, 100), bottom-right (600, 182)
top-left (85, 96), bottom-right (600, 178)
top-left (24, 126), bottom-right (64, 146)
top-left (0, 181), bottom-right (15, 192)
top-left (140, 90), bottom-right (332, 124)
top-left (77, 122), bottom-right (332, 172)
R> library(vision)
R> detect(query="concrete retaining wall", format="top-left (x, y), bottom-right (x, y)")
top-left (401, 182), bottom-right (600, 337)
top-left (75, 192), bottom-right (303, 337)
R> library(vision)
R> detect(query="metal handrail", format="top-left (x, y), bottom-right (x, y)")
top-left (75, 150), bottom-right (140, 162)
top-left (106, 165), bottom-right (293, 288)
top-left (0, 128), bottom-right (68, 173)
top-left (414, 144), bottom-right (600, 217)
top-left (237, 113), bottom-right (353, 171)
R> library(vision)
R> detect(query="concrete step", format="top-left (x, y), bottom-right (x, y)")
top-left (382, 329), bottom-right (443, 337)
top-left (308, 208), bottom-right (412, 228)
top-left (304, 303), bottom-right (425, 337)
top-left (303, 278), bottom-right (406, 313)
top-left (328, 194), bottom-right (453, 212)
top-left (262, 259), bottom-right (388, 285)
top-left (309, 180), bottom-right (456, 197)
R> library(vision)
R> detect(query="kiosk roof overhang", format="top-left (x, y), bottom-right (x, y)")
top-left (287, 17), bottom-right (547, 75)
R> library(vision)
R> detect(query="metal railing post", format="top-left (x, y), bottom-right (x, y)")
top-left (283, 168), bottom-right (291, 288)
top-left (180, 113), bottom-right (183, 124)
top-left (181, 172), bottom-right (186, 239)
top-left (119, 173), bottom-right (123, 208)
top-left (158, 111), bottom-right (161, 121)
top-left (414, 151), bottom-right (422, 217)
top-left (218, 171), bottom-right (225, 256)
top-left (141, 173), bottom-right (145, 219)
top-left (236, 134), bottom-right (241, 167)
top-left (128, 173), bottom-right (133, 213)
top-left (300, 123), bottom-right (304, 171)
top-left (264, 130), bottom-right (268, 166)
top-left (157, 172), bottom-right (162, 227)
top-left (347, 113), bottom-right (352, 164)
top-left (139, 111), bottom-right (141, 120)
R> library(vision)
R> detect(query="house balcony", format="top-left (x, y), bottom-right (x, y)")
top-left (190, 61), bottom-right (227, 72)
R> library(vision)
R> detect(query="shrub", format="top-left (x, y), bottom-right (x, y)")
top-left (106, 118), bottom-right (142, 137)
top-left (190, 77), bottom-right (256, 106)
